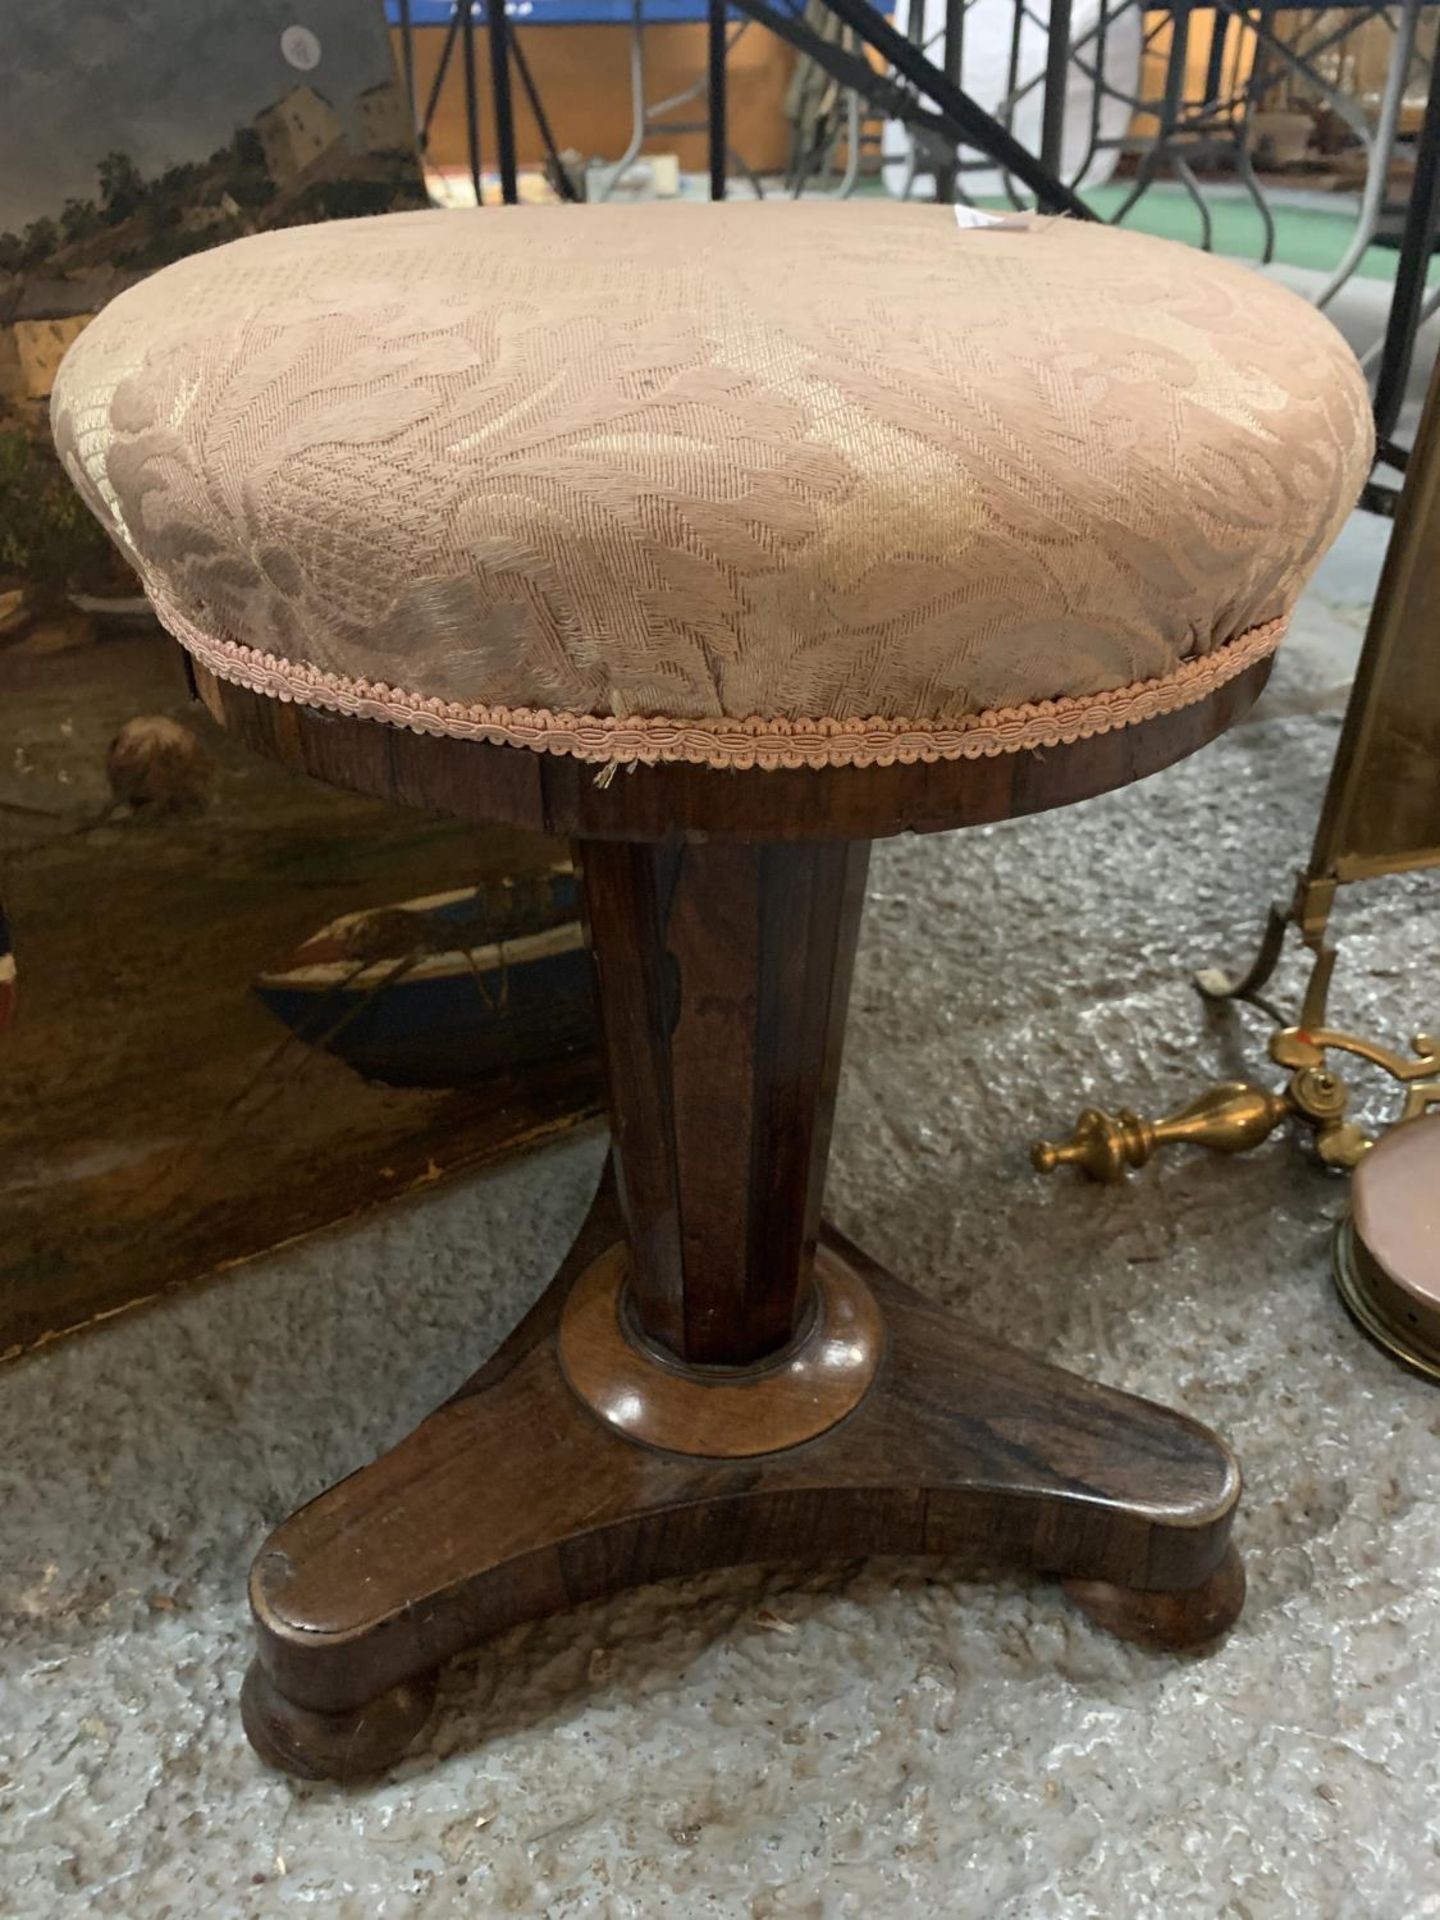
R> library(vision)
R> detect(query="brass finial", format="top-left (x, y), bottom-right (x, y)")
top-left (1032, 1083), bottom-right (1290, 1184)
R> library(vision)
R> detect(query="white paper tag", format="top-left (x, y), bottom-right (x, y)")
top-left (953, 204), bottom-right (1031, 232)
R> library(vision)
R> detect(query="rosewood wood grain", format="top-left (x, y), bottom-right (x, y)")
top-left (242, 1172), bottom-right (1242, 1778)
top-left (192, 658), bottom-right (1273, 844)
top-left (581, 836), bottom-right (867, 1363)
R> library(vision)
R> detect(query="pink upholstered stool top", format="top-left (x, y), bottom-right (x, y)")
top-left (50, 201), bottom-right (1372, 770)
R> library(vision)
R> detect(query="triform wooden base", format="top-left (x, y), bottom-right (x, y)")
top-left (241, 1172), bottom-right (1243, 1780)
top-left (193, 664), bottom-right (1261, 1782)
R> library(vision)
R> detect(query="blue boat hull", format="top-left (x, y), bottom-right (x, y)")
top-left (252, 874), bottom-right (596, 1088)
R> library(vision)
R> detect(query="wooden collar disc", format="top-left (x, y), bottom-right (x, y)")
top-left (558, 1242), bottom-right (885, 1458)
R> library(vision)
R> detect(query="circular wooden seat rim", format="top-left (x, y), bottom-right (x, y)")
top-left (192, 654), bottom-right (1272, 844)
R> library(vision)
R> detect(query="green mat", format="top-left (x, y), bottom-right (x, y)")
top-left (865, 171), bottom-right (1431, 284)
top-left (1070, 182), bottom-right (1432, 284)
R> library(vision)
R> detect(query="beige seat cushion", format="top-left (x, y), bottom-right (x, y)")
top-left (52, 201), bottom-right (1371, 769)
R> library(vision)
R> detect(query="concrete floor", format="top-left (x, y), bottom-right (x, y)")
top-left (5, 512), bottom-right (1440, 1917)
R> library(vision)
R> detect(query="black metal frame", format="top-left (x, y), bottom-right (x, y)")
top-left (407, 1), bottom-right (579, 203)
top-left (396, 0), bottom-right (1091, 215)
top-left (1371, 25), bottom-right (1440, 480)
top-left (742, 0), bottom-right (1091, 213)
top-left (708, 0), bottom-right (729, 198)
top-left (394, 0), bottom-right (1440, 504)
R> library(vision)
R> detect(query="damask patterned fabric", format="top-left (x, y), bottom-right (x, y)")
top-left (51, 202), bottom-right (1371, 768)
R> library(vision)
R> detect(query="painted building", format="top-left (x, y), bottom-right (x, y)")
top-left (354, 81), bottom-right (414, 157)
top-left (0, 313), bottom-right (92, 407)
top-left (254, 85), bottom-right (346, 188)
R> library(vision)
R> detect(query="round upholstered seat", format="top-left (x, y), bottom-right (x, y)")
top-left (52, 202), bottom-right (1371, 769)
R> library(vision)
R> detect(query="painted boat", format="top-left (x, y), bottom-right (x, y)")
top-left (252, 865), bottom-right (594, 1087)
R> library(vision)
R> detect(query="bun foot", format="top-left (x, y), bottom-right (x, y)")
top-left (241, 1660), bottom-right (438, 1781)
top-left (1064, 1543), bottom-right (1245, 1651)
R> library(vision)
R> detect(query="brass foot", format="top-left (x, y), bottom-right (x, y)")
top-left (1194, 901), bottom-right (1292, 1007)
top-left (1194, 876), bottom-right (1338, 1031)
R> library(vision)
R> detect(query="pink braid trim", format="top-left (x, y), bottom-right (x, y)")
top-left (160, 601), bottom-right (1286, 772)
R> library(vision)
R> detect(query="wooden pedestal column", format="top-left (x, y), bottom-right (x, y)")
top-left (581, 837), bottom-right (868, 1368)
